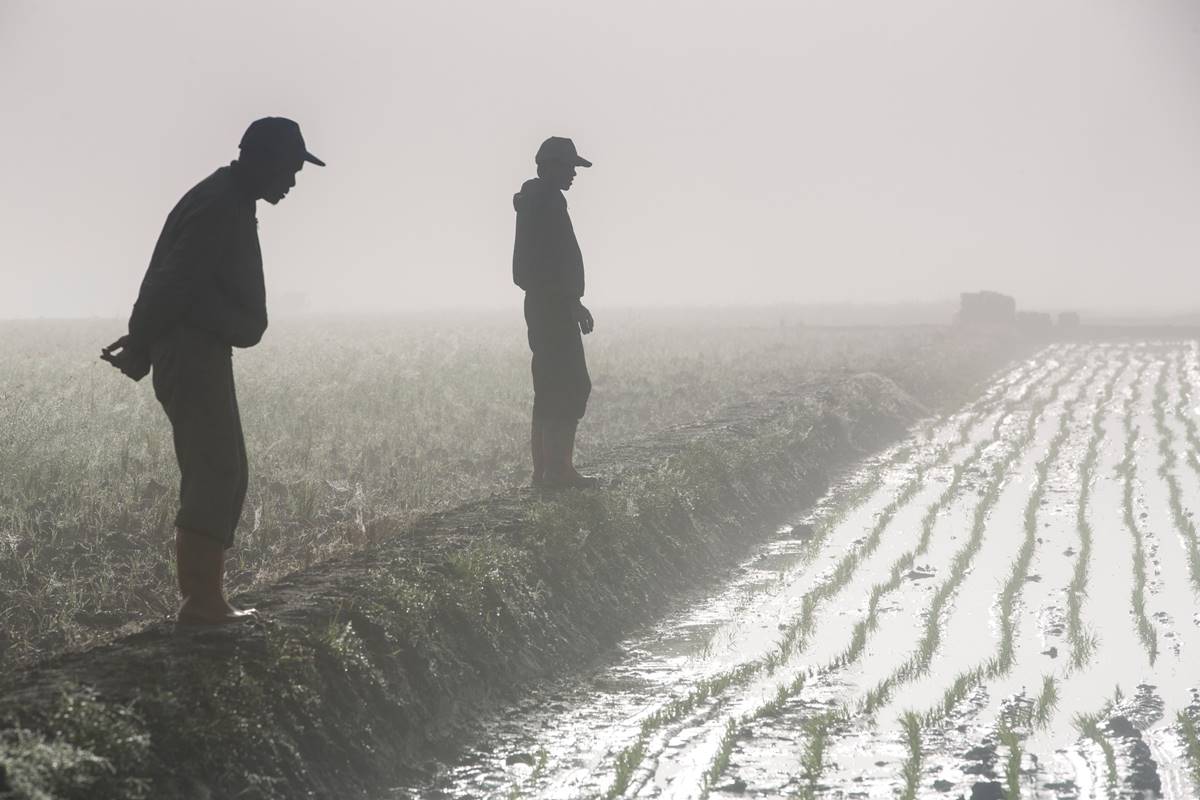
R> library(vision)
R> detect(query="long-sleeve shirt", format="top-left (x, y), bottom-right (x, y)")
top-left (512, 177), bottom-right (584, 300)
top-left (127, 164), bottom-right (267, 353)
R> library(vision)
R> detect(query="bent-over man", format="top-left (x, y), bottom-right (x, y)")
top-left (101, 117), bottom-right (324, 624)
top-left (512, 136), bottom-right (598, 489)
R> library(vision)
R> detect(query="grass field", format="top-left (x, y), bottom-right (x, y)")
top-left (0, 312), bottom-right (967, 673)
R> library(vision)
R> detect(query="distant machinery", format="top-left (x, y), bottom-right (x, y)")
top-left (1016, 310), bottom-right (1054, 334)
top-left (956, 291), bottom-right (1077, 337)
top-left (957, 291), bottom-right (1017, 326)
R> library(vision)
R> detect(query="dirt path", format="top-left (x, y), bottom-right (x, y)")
top-left (396, 343), bottom-right (1200, 800)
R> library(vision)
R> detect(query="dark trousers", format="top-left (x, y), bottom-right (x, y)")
top-left (151, 326), bottom-right (248, 549)
top-left (524, 293), bottom-right (591, 421)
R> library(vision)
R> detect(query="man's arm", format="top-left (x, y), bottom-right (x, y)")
top-left (126, 202), bottom-right (231, 353)
top-left (186, 284), bottom-right (268, 348)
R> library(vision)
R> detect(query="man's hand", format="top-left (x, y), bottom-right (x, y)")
top-left (573, 301), bottom-right (594, 335)
top-left (100, 335), bottom-right (151, 381)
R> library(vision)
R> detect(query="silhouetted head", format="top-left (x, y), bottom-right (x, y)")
top-left (236, 117), bottom-right (325, 204)
top-left (535, 136), bottom-right (591, 191)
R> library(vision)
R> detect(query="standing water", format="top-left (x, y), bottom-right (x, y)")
top-left (391, 343), bottom-right (1200, 800)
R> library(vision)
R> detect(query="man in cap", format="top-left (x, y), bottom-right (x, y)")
top-left (512, 136), bottom-right (599, 489)
top-left (101, 117), bottom-right (323, 624)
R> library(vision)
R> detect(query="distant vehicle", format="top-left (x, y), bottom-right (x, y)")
top-left (958, 291), bottom-right (1017, 326)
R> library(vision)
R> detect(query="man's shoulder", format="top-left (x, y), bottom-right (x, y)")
top-left (514, 178), bottom-right (564, 213)
top-left (173, 167), bottom-right (248, 224)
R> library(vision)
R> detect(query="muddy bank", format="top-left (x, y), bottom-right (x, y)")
top-left (0, 332), bottom-right (1024, 800)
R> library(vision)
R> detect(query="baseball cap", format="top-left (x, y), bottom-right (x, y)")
top-left (239, 117), bottom-right (325, 167)
top-left (535, 136), bottom-right (591, 168)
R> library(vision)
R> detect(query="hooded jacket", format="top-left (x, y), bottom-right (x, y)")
top-left (512, 177), bottom-right (584, 300)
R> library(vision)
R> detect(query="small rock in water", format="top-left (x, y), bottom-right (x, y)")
top-left (932, 779), bottom-right (954, 792)
top-left (1107, 716), bottom-right (1139, 739)
top-left (505, 752), bottom-right (536, 766)
top-left (971, 782), bottom-right (1005, 800)
top-left (1042, 646), bottom-right (1059, 659)
top-left (1063, 547), bottom-right (1076, 557)
top-left (792, 523), bottom-right (817, 541)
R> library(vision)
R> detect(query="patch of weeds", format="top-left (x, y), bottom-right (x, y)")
top-left (0, 686), bottom-right (151, 800)
top-left (795, 713), bottom-right (834, 800)
top-left (1033, 674), bottom-right (1059, 729)
top-left (701, 718), bottom-right (739, 797)
top-left (999, 723), bottom-right (1024, 799)
top-left (898, 711), bottom-right (923, 800)
top-left (1074, 709), bottom-right (1118, 799)
top-left (1178, 710), bottom-right (1200, 795)
top-left (605, 734), bottom-right (646, 800)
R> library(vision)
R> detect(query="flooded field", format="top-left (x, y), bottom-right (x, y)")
top-left (394, 342), bottom-right (1200, 800)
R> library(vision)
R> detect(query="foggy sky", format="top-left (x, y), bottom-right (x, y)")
top-left (2, 0), bottom-right (1199, 320)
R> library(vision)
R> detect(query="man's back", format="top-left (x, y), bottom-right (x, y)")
top-left (130, 165), bottom-right (266, 353)
top-left (512, 176), bottom-right (584, 300)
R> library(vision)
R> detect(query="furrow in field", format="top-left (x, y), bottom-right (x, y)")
top-left (1154, 356), bottom-right (1200, 595)
top-left (594, 356), bottom-right (1067, 799)
top-left (914, 357), bottom-right (1104, 726)
top-left (1064, 352), bottom-right (1131, 669)
top-left (697, 352), bottom-right (1085, 798)
top-left (1172, 344), bottom-right (1200, 482)
top-left (891, 353), bottom-right (1125, 797)
top-left (857, 357), bottom-right (1105, 796)
top-left (1014, 348), bottom-right (1173, 798)
top-left (854, 355), bottom-right (1086, 718)
top-left (1120, 356), bottom-right (1159, 667)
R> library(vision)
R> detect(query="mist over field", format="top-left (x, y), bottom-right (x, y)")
top-left (5, 4), bottom-right (1200, 800)
top-left (3, 0), bottom-right (1200, 320)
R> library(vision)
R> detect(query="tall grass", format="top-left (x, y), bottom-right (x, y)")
top-left (0, 319), bottom-right (1014, 672)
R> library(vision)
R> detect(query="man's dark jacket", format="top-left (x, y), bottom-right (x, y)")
top-left (126, 165), bottom-right (267, 361)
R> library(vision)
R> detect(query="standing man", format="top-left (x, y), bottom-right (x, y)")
top-left (512, 136), bottom-right (598, 489)
top-left (101, 117), bottom-right (324, 624)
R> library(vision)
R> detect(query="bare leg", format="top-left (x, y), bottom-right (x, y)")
top-left (175, 528), bottom-right (256, 625)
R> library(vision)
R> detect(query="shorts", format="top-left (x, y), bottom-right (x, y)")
top-left (151, 326), bottom-right (248, 549)
top-left (524, 293), bottom-right (591, 422)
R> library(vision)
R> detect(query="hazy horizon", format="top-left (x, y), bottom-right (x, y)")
top-left (3, 0), bottom-right (1199, 320)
